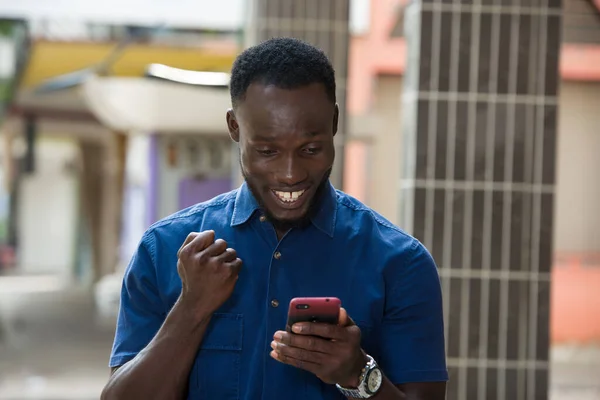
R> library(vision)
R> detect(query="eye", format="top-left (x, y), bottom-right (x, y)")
top-left (303, 147), bottom-right (322, 155)
top-left (257, 149), bottom-right (277, 156)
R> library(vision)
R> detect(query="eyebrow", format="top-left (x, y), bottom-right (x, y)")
top-left (252, 131), bottom-right (323, 142)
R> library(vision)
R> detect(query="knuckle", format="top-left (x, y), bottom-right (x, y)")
top-left (196, 251), bottom-right (210, 265)
top-left (280, 333), bottom-right (291, 346)
top-left (179, 245), bottom-right (192, 260)
top-left (186, 232), bottom-right (198, 241)
top-left (227, 248), bottom-right (237, 258)
top-left (297, 349), bottom-right (309, 362)
top-left (200, 230), bottom-right (215, 239)
top-left (276, 344), bottom-right (286, 356)
top-left (288, 333), bottom-right (298, 346)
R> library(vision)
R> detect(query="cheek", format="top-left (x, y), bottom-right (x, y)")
top-left (239, 149), bottom-right (257, 173)
top-left (240, 154), bottom-right (272, 182)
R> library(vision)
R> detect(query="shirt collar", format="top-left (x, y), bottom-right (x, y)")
top-left (309, 181), bottom-right (337, 238)
top-left (231, 182), bottom-right (261, 227)
top-left (230, 181), bottom-right (337, 238)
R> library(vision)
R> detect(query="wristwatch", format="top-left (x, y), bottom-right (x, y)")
top-left (336, 354), bottom-right (383, 398)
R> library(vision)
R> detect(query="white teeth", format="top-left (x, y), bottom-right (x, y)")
top-left (274, 190), bottom-right (305, 203)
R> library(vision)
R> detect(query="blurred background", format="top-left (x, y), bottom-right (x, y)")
top-left (0, 0), bottom-right (598, 399)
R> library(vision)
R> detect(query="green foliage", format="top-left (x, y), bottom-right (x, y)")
top-left (0, 20), bottom-right (16, 37)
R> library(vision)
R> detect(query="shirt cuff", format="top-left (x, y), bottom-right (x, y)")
top-left (109, 353), bottom-right (138, 368)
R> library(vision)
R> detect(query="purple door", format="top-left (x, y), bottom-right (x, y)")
top-left (179, 177), bottom-right (232, 210)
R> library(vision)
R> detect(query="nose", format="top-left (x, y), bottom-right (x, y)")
top-left (277, 154), bottom-right (308, 186)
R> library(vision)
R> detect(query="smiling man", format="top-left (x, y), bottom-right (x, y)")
top-left (101, 38), bottom-right (448, 400)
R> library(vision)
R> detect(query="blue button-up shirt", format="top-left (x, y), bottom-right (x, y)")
top-left (110, 182), bottom-right (448, 399)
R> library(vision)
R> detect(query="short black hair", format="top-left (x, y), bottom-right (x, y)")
top-left (229, 37), bottom-right (336, 108)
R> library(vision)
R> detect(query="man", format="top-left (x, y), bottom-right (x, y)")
top-left (102, 38), bottom-right (447, 400)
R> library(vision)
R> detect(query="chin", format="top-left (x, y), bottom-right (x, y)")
top-left (269, 203), bottom-right (309, 220)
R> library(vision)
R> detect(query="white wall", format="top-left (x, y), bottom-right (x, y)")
top-left (119, 134), bottom-right (151, 266)
top-left (554, 81), bottom-right (600, 252)
top-left (368, 75), bottom-right (403, 225)
top-left (0, 0), bottom-right (246, 30)
top-left (17, 138), bottom-right (80, 277)
top-left (0, 0), bottom-right (370, 34)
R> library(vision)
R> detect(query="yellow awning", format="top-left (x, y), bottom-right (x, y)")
top-left (22, 40), bottom-right (237, 88)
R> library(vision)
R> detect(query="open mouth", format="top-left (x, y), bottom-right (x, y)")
top-left (271, 189), bottom-right (307, 208)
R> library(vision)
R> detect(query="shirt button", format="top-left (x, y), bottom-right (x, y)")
top-left (271, 299), bottom-right (279, 308)
top-left (259, 215), bottom-right (266, 222)
top-left (274, 251), bottom-right (282, 260)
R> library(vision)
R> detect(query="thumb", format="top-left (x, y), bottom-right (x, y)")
top-left (338, 307), bottom-right (356, 327)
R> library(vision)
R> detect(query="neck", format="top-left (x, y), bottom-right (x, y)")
top-left (275, 227), bottom-right (288, 241)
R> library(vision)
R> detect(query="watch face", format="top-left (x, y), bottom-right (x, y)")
top-left (366, 368), bottom-right (383, 394)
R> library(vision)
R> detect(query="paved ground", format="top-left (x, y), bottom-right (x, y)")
top-left (551, 346), bottom-right (600, 400)
top-left (0, 278), bottom-right (112, 400)
top-left (0, 277), bottom-right (598, 400)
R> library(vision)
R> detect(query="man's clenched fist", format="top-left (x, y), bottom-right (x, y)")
top-left (176, 230), bottom-right (242, 317)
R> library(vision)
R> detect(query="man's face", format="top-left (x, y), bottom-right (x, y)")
top-left (227, 83), bottom-right (338, 230)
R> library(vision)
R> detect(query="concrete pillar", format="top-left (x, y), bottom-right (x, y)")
top-left (400, 0), bottom-right (562, 398)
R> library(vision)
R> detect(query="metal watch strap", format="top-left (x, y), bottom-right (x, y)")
top-left (335, 354), bottom-right (376, 399)
top-left (336, 386), bottom-right (365, 398)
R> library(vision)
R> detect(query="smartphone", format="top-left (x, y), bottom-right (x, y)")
top-left (286, 297), bottom-right (341, 332)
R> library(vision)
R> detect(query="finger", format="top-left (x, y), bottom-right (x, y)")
top-left (184, 230), bottom-right (215, 254)
top-left (271, 340), bottom-right (326, 365)
top-left (291, 322), bottom-right (346, 340)
top-left (338, 308), bottom-right (356, 327)
top-left (225, 258), bottom-right (243, 275)
top-left (274, 331), bottom-right (333, 355)
top-left (202, 238), bottom-right (228, 257)
top-left (270, 349), bottom-right (321, 375)
top-left (177, 232), bottom-right (200, 257)
top-left (215, 248), bottom-right (237, 263)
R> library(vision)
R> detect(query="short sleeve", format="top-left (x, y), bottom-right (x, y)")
top-left (379, 239), bottom-right (448, 384)
top-left (109, 232), bottom-right (165, 368)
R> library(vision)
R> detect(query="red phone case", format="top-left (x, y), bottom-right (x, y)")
top-left (286, 297), bottom-right (341, 332)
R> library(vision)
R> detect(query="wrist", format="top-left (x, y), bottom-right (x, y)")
top-left (336, 354), bottom-right (383, 399)
top-left (339, 350), bottom-right (369, 388)
top-left (176, 295), bottom-right (213, 326)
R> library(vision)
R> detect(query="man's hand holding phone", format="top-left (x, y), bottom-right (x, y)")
top-left (271, 298), bottom-right (367, 388)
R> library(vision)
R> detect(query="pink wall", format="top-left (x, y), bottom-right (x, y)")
top-left (343, 141), bottom-right (368, 202)
top-left (348, 0), bottom-right (405, 115)
top-left (552, 253), bottom-right (600, 344)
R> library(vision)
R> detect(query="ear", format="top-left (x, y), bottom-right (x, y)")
top-left (332, 104), bottom-right (339, 137)
top-left (226, 109), bottom-right (240, 143)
